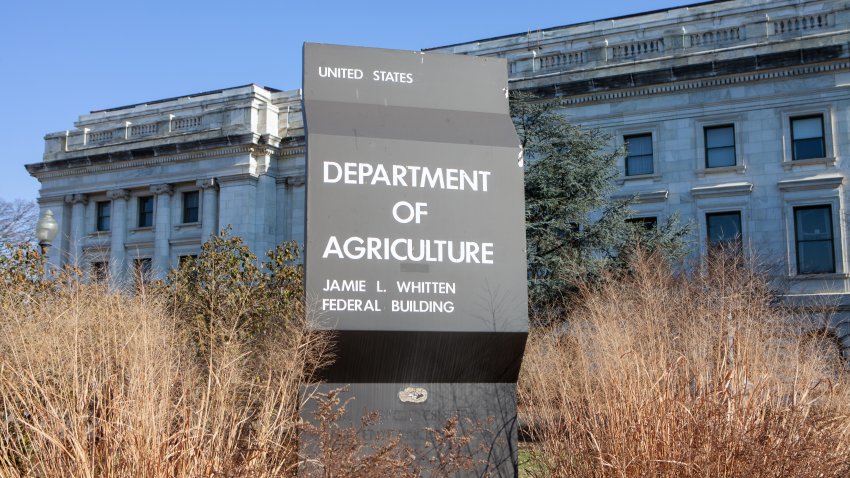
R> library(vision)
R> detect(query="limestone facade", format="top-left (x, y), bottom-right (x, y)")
top-left (26, 1), bottom-right (850, 338)
top-left (27, 84), bottom-right (306, 282)
top-left (427, 0), bottom-right (850, 331)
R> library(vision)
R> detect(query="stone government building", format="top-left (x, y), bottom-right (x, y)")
top-left (26, 0), bottom-right (850, 343)
top-left (28, 85), bottom-right (306, 284)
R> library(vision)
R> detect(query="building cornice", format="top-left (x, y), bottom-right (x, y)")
top-left (515, 45), bottom-right (848, 106)
top-left (217, 172), bottom-right (261, 186)
top-left (26, 137), bottom-right (306, 180)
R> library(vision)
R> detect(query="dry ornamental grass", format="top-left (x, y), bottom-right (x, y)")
top-left (519, 249), bottom-right (850, 477)
top-left (3, 240), bottom-right (850, 477)
top-left (0, 239), bottom-right (489, 477)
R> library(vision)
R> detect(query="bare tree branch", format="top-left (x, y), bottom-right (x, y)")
top-left (0, 198), bottom-right (39, 246)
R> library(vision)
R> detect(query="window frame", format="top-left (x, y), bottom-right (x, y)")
top-left (137, 196), bottom-right (154, 228)
top-left (790, 114), bottom-right (826, 161)
top-left (182, 190), bottom-right (200, 224)
top-left (704, 124), bottom-right (737, 169)
top-left (705, 210), bottom-right (743, 246)
top-left (691, 183), bottom-right (752, 259)
top-left (793, 204), bottom-right (836, 275)
top-left (91, 260), bottom-right (109, 283)
top-left (96, 201), bottom-right (111, 232)
top-left (780, 106), bottom-right (835, 170)
top-left (779, 176), bottom-right (845, 278)
top-left (694, 116), bottom-right (745, 177)
top-left (132, 258), bottom-right (153, 286)
top-left (624, 133), bottom-right (655, 177)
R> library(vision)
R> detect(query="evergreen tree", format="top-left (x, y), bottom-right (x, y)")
top-left (511, 91), bottom-right (689, 309)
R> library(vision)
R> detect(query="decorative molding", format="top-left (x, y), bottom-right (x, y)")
top-left (250, 146), bottom-right (279, 158)
top-left (690, 182), bottom-right (753, 199)
top-left (520, 60), bottom-right (850, 107)
top-left (64, 193), bottom-right (88, 205)
top-left (128, 226), bottom-right (154, 235)
top-left (612, 189), bottom-right (668, 203)
top-left (196, 178), bottom-right (218, 190)
top-left (281, 146), bottom-right (305, 158)
top-left (788, 272), bottom-right (850, 282)
top-left (218, 173), bottom-right (259, 186)
top-left (169, 237), bottom-right (202, 247)
top-left (174, 223), bottom-right (201, 231)
top-left (150, 184), bottom-right (174, 196)
top-left (107, 189), bottom-right (130, 200)
top-left (617, 173), bottom-right (662, 185)
top-left (124, 239), bottom-right (155, 248)
top-left (284, 175), bottom-right (306, 187)
top-left (38, 195), bottom-right (66, 206)
top-left (782, 156), bottom-right (837, 171)
top-left (31, 145), bottom-right (266, 180)
top-left (777, 174), bottom-right (844, 192)
top-left (697, 165), bottom-right (747, 178)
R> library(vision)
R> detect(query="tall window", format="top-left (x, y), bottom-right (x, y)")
top-left (182, 191), bottom-right (200, 223)
top-left (133, 258), bottom-right (152, 286)
top-left (706, 211), bottom-right (742, 246)
top-left (704, 125), bottom-right (735, 168)
top-left (624, 134), bottom-right (653, 176)
top-left (91, 261), bottom-right (109, 283)
top-left (794, 205), bottom-right (835, 274)
top-left (791, 115), bottom-right (825, 160)
top-left (138, 196), bottom-right (154, 228)
top-left (96, 201), bottom-right (111, 232)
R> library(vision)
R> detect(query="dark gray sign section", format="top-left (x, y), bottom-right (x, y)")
top-left (302, 43), bottom-right (527, 476)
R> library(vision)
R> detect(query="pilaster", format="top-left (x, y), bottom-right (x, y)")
top-left (107, 189), bottom-right (129, 287)
top-left (196, 178), bottom-right (219, 241)
top-left (64, 193), bottom-right (88, 268)
top-left (150, 184), bottom-right (173, 279)
top-left (218, 173), bottom-right (258, 250)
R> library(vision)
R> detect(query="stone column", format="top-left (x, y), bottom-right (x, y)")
top-left (255, 174), bottom-right (277, 255)
top-left (286, 176), bottom-right (306, 245)
top-left (150, 184), bottom-right (173, 279)
top-left (217, 174), bottom-right (258, 250)
top-left (196, 178), bottom-right (219, 241)
top-left (107, 189), bottom-right (129, 287)
top-left (64, 193), bottom-right (88, 268)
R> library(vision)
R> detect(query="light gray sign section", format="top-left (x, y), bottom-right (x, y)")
top-left (303, 42), bottom-right (527, 333)
top-left (303, 43), bottom-right (508, 113)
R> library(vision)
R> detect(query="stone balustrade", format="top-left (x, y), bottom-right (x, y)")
top-left (43, 85), bottom-right (303, 161)
top-left (436, 1), bottom-right (848, 79)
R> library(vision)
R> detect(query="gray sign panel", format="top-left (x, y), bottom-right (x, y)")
top-left (302, 43), bottom-right (527, 476)
top-left (303, 43), bottom-right (527, 334)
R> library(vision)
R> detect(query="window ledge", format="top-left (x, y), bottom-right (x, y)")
top-left (789, 272), bottom-right (849, 281)
top-left (617, 173), bottom-right (661, 185)
top-left (130, 226), bottom-right (154, 234)
top-left (175, 222), bottom-right (201, 230)
top-left (89, 231), bottom-right (111, 237)
top-left (697, 165), bottom-right (746, 178)
top-left (783, 157), bottom-right (836, 171)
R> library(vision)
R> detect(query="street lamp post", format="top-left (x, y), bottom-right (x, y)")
top-left (35, 210), bottom-right (59, 255)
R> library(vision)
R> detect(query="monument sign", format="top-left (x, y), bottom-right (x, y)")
top-left (302, 42), bottom-right (528, 475)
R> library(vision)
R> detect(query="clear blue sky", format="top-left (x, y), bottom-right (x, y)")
top-left (0, 0), bottom-right (689, 202)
